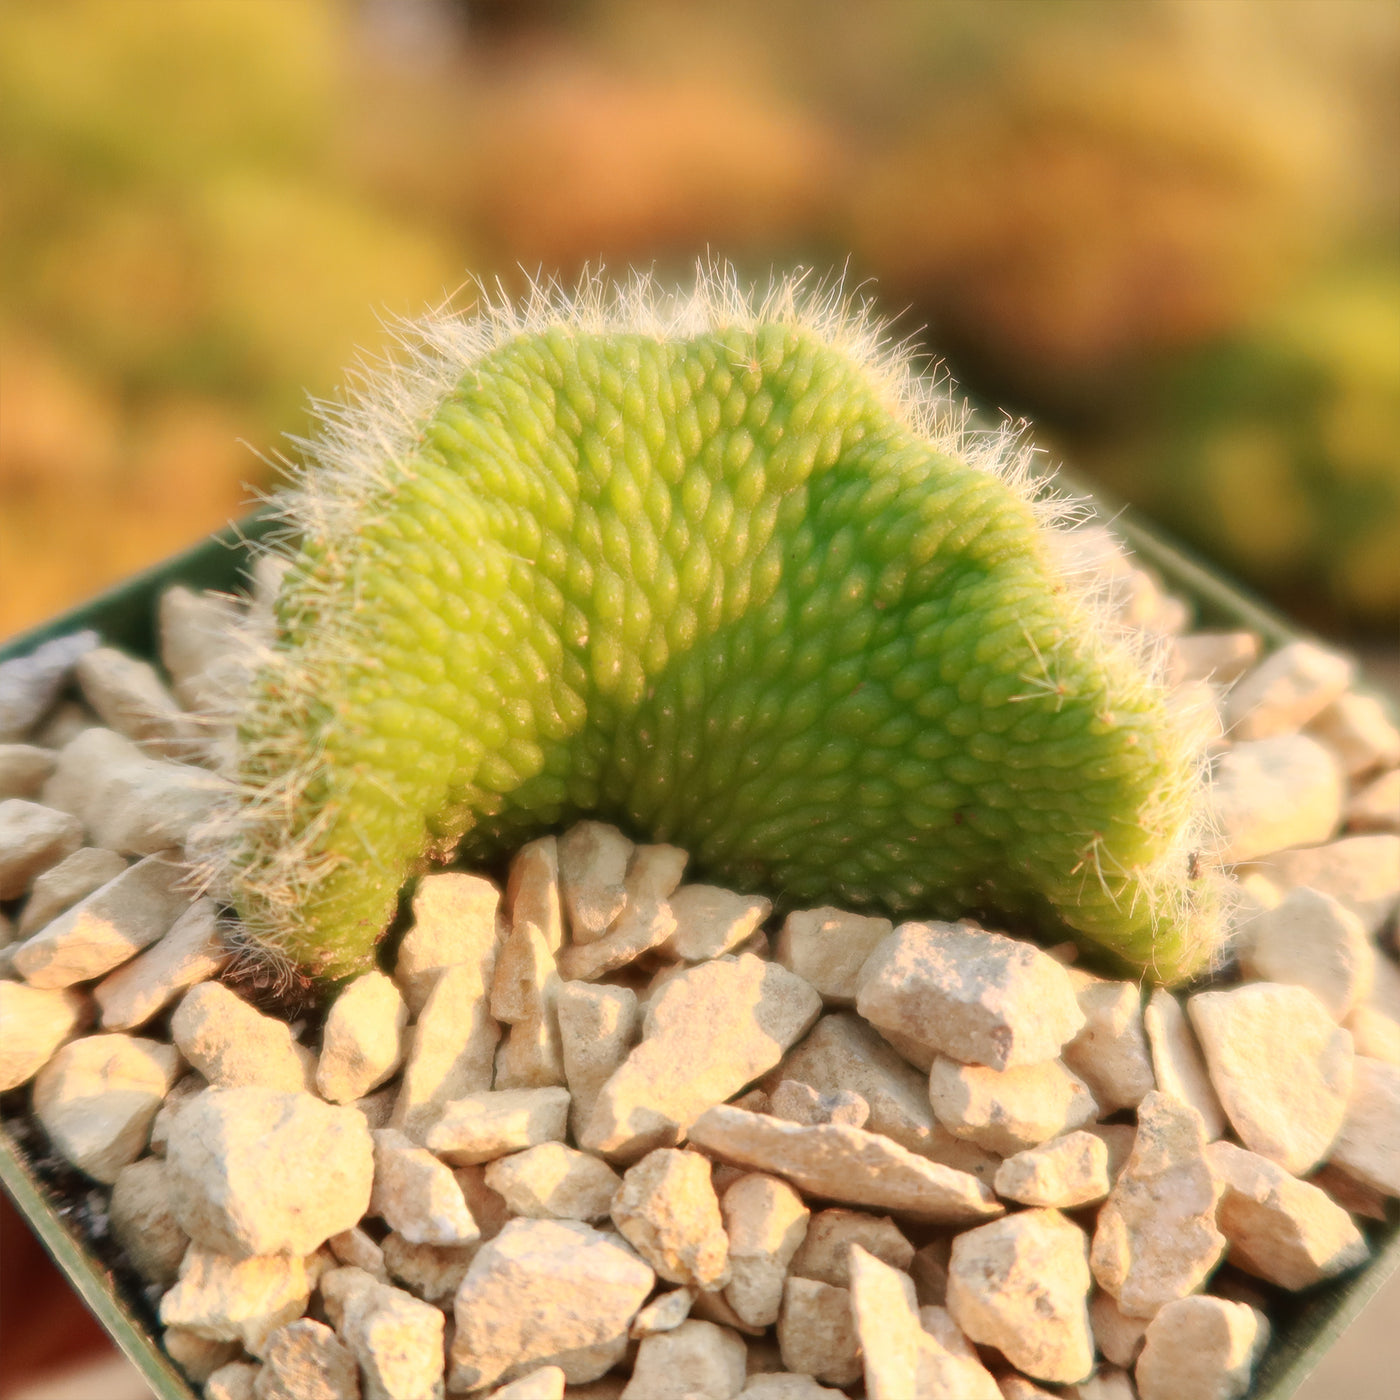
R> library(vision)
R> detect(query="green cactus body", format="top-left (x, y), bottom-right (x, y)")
top-left (227, 280), bottom-right (1215, 984)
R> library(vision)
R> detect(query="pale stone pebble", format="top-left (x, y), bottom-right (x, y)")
top-left (327, 1270), bottom-right (446, 1400)
top-left (0, 631), bottom-right (97, 741)
top-left (158, 584), bottom-right (245, 713)
top-left (316, 972), bottom-right (408, 1103)
top-left (621, 1319), bottom-right (747, 1399)
top-left (1328, 1055), bottom-right (1400, 1195)
top-left (775, 1277), bottom-right (861, 1387)
top-left (450, 1219), bottom-right (655, 1391)
top-left (16, 840), bottom-right (128, 929)
top-left (206, 1361), bottom-right (261, 1400)
top-left (370, 1128), bottom-right (479, 1246)
top-left (0, 743), bottom-right (55, 799)
top-left (487, 1368), bottom-right (567, 1400)
top-left (580, 955), bottom-right (821, 1163)
top-left (160, 1246), bottom-right (320, 1356)
top-left (392, 962), bottom-right (502, 1142)
top-left (254, 1319), bottom-right (360, 1400)
top-left (1061, 978), bottom-right (1154, 1114)
top-left (109, 1156), bottom-right (189, 1286)
top-left (736, 1377), bottom-right (844, 1399)
top-left (454, 1163), bottom-right (513, 1238)
top-left (168, 1089), bottom-right (373, 1258)
top-left (1090, 1290), bottom-right (1149, 1368)
top-left (911, 1306), bottom-right (1001, 1399)
top-left (33, 1032), bottom-right (181, 1182)
top-left (1169, 631), bottom-right (1259, 687)
top-left (855, 922), bottom-right (1085, 1071)
top-left (1347, 767), bottom-right (1400, 832)
top-left (1243, 833), bottom-right (1400, 936)
top-left (354, 1087), bottom-right (398, 1131)
top-left (1240, 886), bottom-right (1374, 1021)
top-left (1210, 735), bottom-right (1343, 864)
top-left (493, 919), bottom-right (566, 1091)
top-left (1227, 872), bottom-right (1282, 957)
top-left (172, 982), bottom-right (311, 1093)
top-left (630, 1288), bottom-right (695, 1338)
top-left (1347, 1005), bottom-right (1400, 1064)
top-left (148, 1070), bottom-right (207, 1155)
top-left (393, 870), bottom-right (502, 1017)
top-left (0, 980), bottom-right (84, 1090)
top-left (1064, 1368), bottom-right (1139, 1400)
top-left (720, 1173), bottom-right (810, 1327)
top-left (689, 1104), bottom-right (1002, 1224)
top-left (75, 646), bottom-right (202, 758)
top-left (41, 726), bottom-right (227, 855)
top-left (612, 1148), bottom-right (731, 1291)
top-left (559, 821), bottom-right (634, 943)
top-left (425, 1086), bottom-right (571, 1165)
top-left (95, 897), bottom-right (229, 1030)
top-left (1307, 1162), bottom-right (1391, 1221)
top-left (1224, 641), bottom-right (1353, 741)
top-left (31, 700), bottom-right (98, 749)
top-left (774, 906), bottom-right (892, 1004)
top-left (846, 1246), bottom-right (933, 1399)
top-left (1134, 1296), bottom-right (1268, 1400)
top-left (14, 852), bottom-right (189, 989)
top-left (328, 1227), bottom-right (390, 1281)
top-left (1188, 983), bottom-right (1353, 1174)
top-left (929, 1055), bottom-right (1099, 1156)
top-left (1308, 690), bottom-right (1400, 778)
top-left (1206, 1140), bottom-right (1369, 1290)
top-left (380, 1231), bottom-right (478, 1305)
top-left (1089, 1092), bottom-right (1225, 1319)
top-left (557, 891), bottom-right (677, 981)
top-left (765, 1079), bottom-right (867, 1128)
top-left (788, 1207), bottom-right (912, 1289)
top-left (994, 1131), bottom-right (1111, 1208)
top-left (664, 884), bottom-right (772, 963)
top-left (164, 1327), bottom-right (244, 1383)
top-left (0, 798), bottom-right (83, 899)
top-left (688, 1283), bottom-right (766, 1337)
top-left (557, 981), bottom-right (640, 1141)
top-left (1142, 990), bottom-right (1224, 1140)
top-left (483, 1141), bottom-right (621, 1221)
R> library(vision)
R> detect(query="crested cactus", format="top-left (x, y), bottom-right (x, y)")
top-left (209, 270), bottom-right (1220, 984)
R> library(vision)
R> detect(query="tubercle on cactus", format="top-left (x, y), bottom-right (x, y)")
top-left (199, 265), bottom-right (1224, 987)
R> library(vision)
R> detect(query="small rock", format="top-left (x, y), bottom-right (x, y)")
top-left (918, 1304), bottom-right (1004, 1399)
top-left (109, 1156), bottom-right (189, 1286)
top-left (159, 1246), bottom-right (319, 1356)
top-left (32, 1032), bottom-right (180, 1182)
top-left (580, 955), bottom-right (821, 1163)
top-left (487, 1369), bottom-right (566, 1400)
top-left (1143, 989), bottom-right (1224, 1140)
top-left (929, 1056), bottom-right (1099, 1155)
top-left (1224, 641), bottom-right (1352, 741)
top-left (1061, 978), bottom-right (1154, 1113)
top-left (558, 821), bottom-right (634, 943)
top-left (425, 1086), bottom-right (571, 1165)
top-left (168, 1088), bottom-right (374, 1256)
top-left (380, 1232), bottom-right (478, 1305)
top-left (664, 885), bottom-right (772, 962)
top-left (158, 585), bottom-right (245, 713)
top-left (630, 1289), bottom-right (695, 1338)
top-left (947, 1208), bottom-right (1094, 1385)
top-left (163, 1327), bottom-right (244, 1384)
top-left (1308, 691), bottom-right (1400, 778)
top-left (1169, 632), bottom-right (1259, 687)
top-left (1308, 1162), bottom-right (1390, 1221)
top-left (482, 1141), bottom-right (621, 1221)
top-left (0, 743), bottom-right (55, 799)
top-left (171, 982), bottom-right (311, 1092)
top-left (1090, 1290), bottom-right (1149, 1369)
top-left (556, 981), bottom-right (640, 1141)
top-left (766, 1079), bottom-right (867, 1128)
top-left (612, 1148), bottom-right (731, 1291)
top-left (688, 1104), bottom-right (1002, 1224)
top-left (1089, 1092), bottom-right (1225, 1318)
top-left (621, 1319), bottom-right (747, 1399)
top-left (788, 1207), bottom-right (913, 1289)
top-left (148, 1070), bottom-right (207, 1156)
top-left (1210, 735), bottom-right (1343, 864)
top-left (1240, 886), bottom-right (1374, 1021)
top-left (1347, 1005), bottom-right (1400, 1064)
top-left (328, 1227), bottom-right (390, 1282)
top-left (454, 1163), bottom-right (512, 1238)
top-left (15, 845), bottom-right (126, 938)
top-left (492, 918), bottom-right (566, 1090)
top-left (1063, 1367), bottom-right (1138, 1400)
top-left (1088, 1123), bottom-right (1138, 1181)
top-left (994, 1131), bottom-right (1111, 1208)
top-left (1188, 983), bottom-right (1353, 1174)
top-left (1206, 1140), bottom-right (1369, 1289)
top-left (371, 1127), bottom-right (479, 1246)
top-left (450, 1219), bottom-right (655, 1392)
top-left (255, 1319), bottom-right (360, 1400)
top-left (206, 1361), bottom-right (261, 1400)
top-left (776, 1277), bottom-right (862, 1387)
top-left (0, 980), bottom-right (84, 1090)
top-left (0, 631), bottom-right (98, 741)
top-left (1135, 1296), bottom-right (1268, 1400)
top-left (737, 1377), bottom-right (843, 1399)
top-left (855, 922), bottom-right (1084, 1071)
top-left (393, 870), bottom-right (502, 1017)
top-left (0, 799), bottom-right (83, 899)
top-left (94, 897), bottom-right (229, 1030)
top-left (317, 971), bottom-right (408, 1103)
top-left (846, 1247), bottom-right (940, 1400)
top-left (1347, 768), bottom-right (1400, 833)
top-left (557, 895), bottom-right (678, 981)
top-left (1329, 1056), bottom-right (1400, 1196)
top-left (74, 646), bottom-right (202, 758)
top-left (720, 1173), bottom-right (810, 1327)
top-left (1243, 834), bottom-right (1400, 937)
top-left (774, 906), bottom-right (892, 1005)
top-left (13, 853), bottom-right (189, 989)
top-left (332, 1272), bottom-right (445, 1400)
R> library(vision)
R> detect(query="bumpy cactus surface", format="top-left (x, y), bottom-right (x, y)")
top-left (216, 273), bottom-right (1217, 984)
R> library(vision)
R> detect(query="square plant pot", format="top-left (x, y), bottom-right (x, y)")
top-left (1, 504), bottom-right (1396, 1400)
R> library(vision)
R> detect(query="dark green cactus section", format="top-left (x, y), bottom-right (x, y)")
top-left (236, 323), bottom-right (1209, 981)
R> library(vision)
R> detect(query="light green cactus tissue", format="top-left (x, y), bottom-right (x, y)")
top-left (215, 272), bottom-right (1220, 984)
